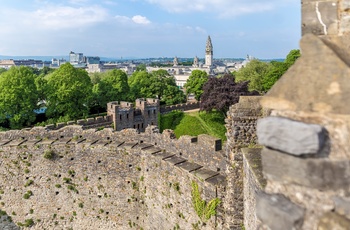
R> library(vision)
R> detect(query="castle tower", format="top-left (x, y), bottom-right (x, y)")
top-left (205, 35), bottom-right (213, 67)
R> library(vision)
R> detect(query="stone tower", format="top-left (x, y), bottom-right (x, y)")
top-left (192, 56), bottom-right (199, 67)
top-left (205, 35), bottom-right (213, 67)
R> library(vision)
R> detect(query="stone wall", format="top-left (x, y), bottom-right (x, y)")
top-left (242, 148), bottom-right (266, 230)
top-left (43, 115), bottom-right (113, 130)
top-left (252, 2), bottom-right (350, 227)
top-left (0, 126), bottom-right (226, 229)
top-left (224, 96), bottom-right (265, 229)
top-left (302, 0), bottom-right (350, 36)
top-left (160, 102), bottom-right (200, 114)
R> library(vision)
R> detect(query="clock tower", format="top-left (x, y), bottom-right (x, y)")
top-left (205, 35), bottom-right (213, 67)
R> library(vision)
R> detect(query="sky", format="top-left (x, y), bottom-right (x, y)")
top-left (0, 0), bottom-right (301, 59)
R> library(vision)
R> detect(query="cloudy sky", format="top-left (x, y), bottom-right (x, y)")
top-left (0, 0), bottom-right (300, 59)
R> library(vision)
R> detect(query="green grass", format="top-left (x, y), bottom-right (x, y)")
top-left (160, 110), bottom-right (226, 140)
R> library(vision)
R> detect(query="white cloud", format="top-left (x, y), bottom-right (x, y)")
top-left (195, 26), bottom-right (206, 34)
top-left (132, 15), bottom-right (151, 24)
top-left (68, 0), bottom-right (89, 5)
top-left (30, 5), bottom-right (108, 29)
top-left (145, 0), bottom-right (295, 17)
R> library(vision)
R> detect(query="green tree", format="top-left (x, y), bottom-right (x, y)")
top-left (128, 70), bottom-right (151, 100)
top-left (0, 68), bottom-right (7, 75)
top-left (91, 69), bottom-right (130, 112)
top-left (184, 70), bottom-right (208, 101)
top-left (285, 49), bottom-right (301, 68)
top-left (128, 69), bottom-right (185, 105)
top-left (136, 64), bottom-right (147, 72)
top-left (46, 63), bottom-right (92, 119)
top-left (234, 59), bottom-right (270, 93)
top-left (261, 61), bottom-right (288, 92)
top-left (0, 67), bottom-right (38, 128)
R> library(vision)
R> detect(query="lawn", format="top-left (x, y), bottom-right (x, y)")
top-left (159, 110), bottom-right (226, 140)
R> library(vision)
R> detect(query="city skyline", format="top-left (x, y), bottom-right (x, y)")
top-left (0, 0), bottom-right (300, 59)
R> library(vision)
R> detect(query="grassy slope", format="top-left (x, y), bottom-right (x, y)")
top-left (160, 111), bottom-right (226, 140)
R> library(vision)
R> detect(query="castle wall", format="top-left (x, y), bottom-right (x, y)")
top-left (160, 102), bottom-right (200, 114)
top-left (242, 148), bottom-right (266, 230)
top-left (223, 96), bottom-right (265, 229)
top-left (0, 126), bottom-right (226, 229)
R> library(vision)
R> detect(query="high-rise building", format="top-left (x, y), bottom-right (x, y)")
top-left (69, 51), bottom-right (84, 65)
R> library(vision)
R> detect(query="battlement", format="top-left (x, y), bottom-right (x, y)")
top-left (0, 124), bottom-right (226, 229)
top-left (107, 98), bottom-right (159, 132)
top-left (160, 102), bottom-right (200, 114)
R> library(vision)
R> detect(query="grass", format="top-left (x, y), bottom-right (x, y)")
top-left (160, 110), bottom-right (226, 140)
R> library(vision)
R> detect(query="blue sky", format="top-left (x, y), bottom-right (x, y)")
top-left (0, 0), bottom-right (300, 59)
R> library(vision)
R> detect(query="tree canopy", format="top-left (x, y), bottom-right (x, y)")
top-left (234, 60), bottom-right (270, 93)
top-left (0, 67), bottom-right (39, 128)
top-left (91, 69), bottom-right (130, 113)
top-left (46, 63), bottom-right (93, 119)
top-left (184, 70), bottom-right (208, 101)
top-left (234, 49), bottom-right (301, 93)
top-left (128, 69), bottom-right (185, 105)
top-left (200, 74), bottom-right (259, 113)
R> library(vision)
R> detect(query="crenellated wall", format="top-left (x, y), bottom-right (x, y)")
top-left (160, 102), bottom-right (200, 114)
top-left (0, 126), bottom-right (226, 229)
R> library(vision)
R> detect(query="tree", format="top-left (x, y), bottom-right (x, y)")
top-left (200, 74), bottom-right (259, 114)
top-left (90, 69), bottom-right (130, 113)
top-left (128, 69), bottom-right (185, 105)
top-left (128, 70), bottom-right (153, 100)
top-left (184, 70), bottom-right (208, 101)
top-left (285, 49), bottom-right (301, 68)
top-left (261, 61), bottom-right (288, 92)
top-left (0, 68), bottom-right (7, 75)
top-left (161, 84), bottom-right (186, 105)
top-left (234, 60), bottom-right (270, 93)
top-left (136, 64), bottom-right (147, 72)
top-left (46, 63), bottom-right (93, 119)
top-left (0, 67), bottom-right (39, 128)
top-left (234, 49), bottom-right (301, 94)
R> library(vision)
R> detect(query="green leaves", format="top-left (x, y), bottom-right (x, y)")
top-left (184, 70), bottom-right (208, 101)
top-left (191, 181), bottom-right (221, 222)
top-left (46, 63), bottom-right (92, 119)
top-left (0, 66), bottom-right (38, 128)
top-left (234, 49), bottom-right (301, 93)
top-left (128, 69), bottom-right (185, 105)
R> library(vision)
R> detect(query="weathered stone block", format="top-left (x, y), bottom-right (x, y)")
top-left (302, 1), bottom-right (338, 36)
top-left (257, 117), bottom-right (326, 155)
top-left (45, 124), bottom-right (55, 130)
top-left (260, 34), bottom-right (350, 114)
top-left (77, 119), bottom-right (86, 125)
top-left (56, 122), bottom-right (66, 129)
top-left (262, 148), bottom-right (350, 190)
top-left (67, 121), bottom-right (75, 125)
top-left (198, 134), bottom-right (222, 151)
top-left (333, 196), bottom-right (350, 219)
top-left (318, 212), bottom-right (350, 230)
top-left (257, 192), bottom-right (305, 230)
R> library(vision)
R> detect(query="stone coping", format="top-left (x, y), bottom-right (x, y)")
top-left (242, 148), bottom-right (267, 189)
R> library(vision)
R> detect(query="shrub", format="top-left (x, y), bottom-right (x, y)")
top-left (24, 180), bottom-right (34, 187)
top-left (23, 190), bottom-right (33, 199)
top-left (191, 181), bottom-right (221, 222)
top-left (43, 150), bottom-right (55, 159)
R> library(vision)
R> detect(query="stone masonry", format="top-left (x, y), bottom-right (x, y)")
top-left (0, 126), bottom-right (226, 230)
top-left (253, 0), bottom-right (350, 229)
top-left (107, 98), bottom-right (159, 132)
